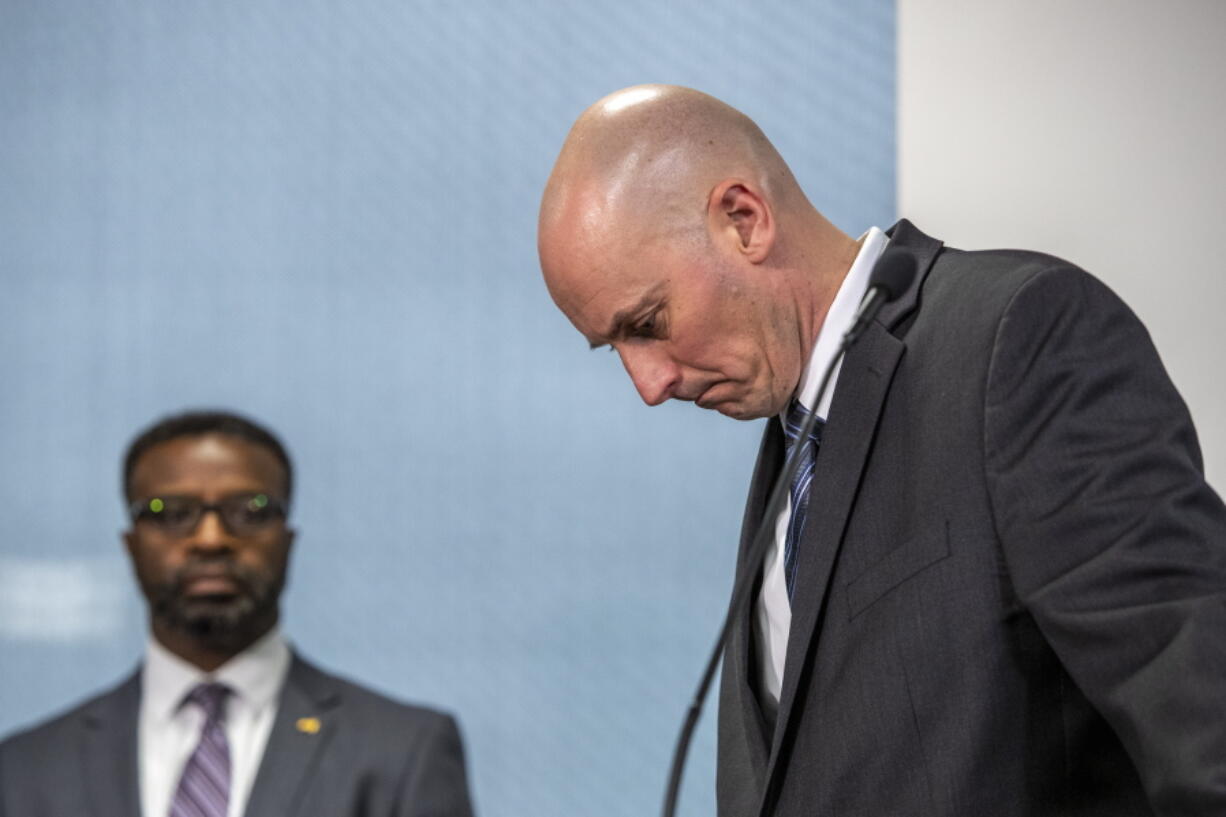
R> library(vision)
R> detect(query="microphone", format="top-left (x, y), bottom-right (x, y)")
top-left (844, 248), bottom-right (918, 347)
top-left (660, 247), bottom-right (917, 817)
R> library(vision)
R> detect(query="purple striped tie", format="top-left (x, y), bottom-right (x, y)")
top-left (169, 683), bottom-right (232, 817)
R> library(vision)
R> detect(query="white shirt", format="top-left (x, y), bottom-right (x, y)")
top-left (755, 227), bottom-right (889, 713)
top-left (138, 627), bottom-right (290, 817)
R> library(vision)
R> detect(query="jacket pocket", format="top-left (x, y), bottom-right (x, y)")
top-left (845, 521), bottom-right (950, 619)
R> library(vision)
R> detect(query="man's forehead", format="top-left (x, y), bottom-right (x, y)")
top-left (544, 226), bottom-right (642, 307)
top-left (541, 189), bottom-right (672, 334)
top-left (545, 247), bottom-right (653, 336)
top-left (130, 434), bottom-right (285, 489)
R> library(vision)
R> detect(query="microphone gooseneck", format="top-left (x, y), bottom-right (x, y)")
top-left (660, 248), bottom-right (917, 817)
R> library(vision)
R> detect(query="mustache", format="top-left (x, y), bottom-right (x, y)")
top-left (171, 559), bottom-right (257, 594)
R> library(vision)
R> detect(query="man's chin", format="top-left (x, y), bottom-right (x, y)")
top-left (160, 594), bottom-right (265, 645)
top-left (718, 405), bottom-right (771, 421)
top-left (703, 396), bottom-right (772, 421)
top-left (693, 382), bottom-right (778, 421)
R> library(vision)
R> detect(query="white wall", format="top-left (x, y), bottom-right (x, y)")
top-left (899, 0), bottom-right (1226, 482)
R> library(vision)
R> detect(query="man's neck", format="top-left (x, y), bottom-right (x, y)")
top-left (150, 615), bottom-right (278, 673)
top-left (795, 229), bottom-right (864, 371)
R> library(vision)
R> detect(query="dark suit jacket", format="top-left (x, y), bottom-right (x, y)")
top-left (716, 220), bottom-right (1226, 816)
top-left (0, 653), bottom-right (475, 817)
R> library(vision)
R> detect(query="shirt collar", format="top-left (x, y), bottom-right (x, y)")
top-left (140, 626), bottom-right (291, 723)
top-left (790, 226), bottom-right (890, 419)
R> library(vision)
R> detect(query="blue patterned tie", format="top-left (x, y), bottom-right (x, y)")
top-left (169, 683), bottom-right (231, 817)
top-left (782, 400), bottom-right (824, 601)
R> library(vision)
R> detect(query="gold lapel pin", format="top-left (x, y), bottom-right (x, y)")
top-left (296, 717), bottom-right (321, 734)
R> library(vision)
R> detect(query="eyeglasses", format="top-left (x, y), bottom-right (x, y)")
top-left (128, 493), bottom-right (288, 537)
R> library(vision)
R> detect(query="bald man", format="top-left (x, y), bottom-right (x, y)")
top-left (539, 85), bottom-right (1226, 817)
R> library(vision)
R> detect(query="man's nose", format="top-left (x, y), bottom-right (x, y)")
top-left (618, 345), bottom-right (681, 406)
top-left (189, 509), bottom-right (236, 551)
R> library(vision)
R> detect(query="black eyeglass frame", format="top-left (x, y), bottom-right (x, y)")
top-left (127, 493), bottom-right (289, 536)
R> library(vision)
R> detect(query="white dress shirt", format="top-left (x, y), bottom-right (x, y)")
top-left (139, 627), bottom-right (291, 817)
top-left (755, 227), bottom-right (889, 714)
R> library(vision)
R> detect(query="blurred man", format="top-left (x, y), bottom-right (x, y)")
top-left (0, 410), bottom-right (475, 817)
top-left (538, 85), bottom-right (1226, 816)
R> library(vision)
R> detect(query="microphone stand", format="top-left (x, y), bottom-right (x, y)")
top-left (660, 341), bottom-right (845, 817)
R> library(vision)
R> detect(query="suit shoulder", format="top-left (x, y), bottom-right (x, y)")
top-left (924, 244), bottom-right (1125, 322)
top-left (0, 672), bottom-right (138, 789)
top-left (933, 244), bottom-right (1089, 290)
top-left (281, 656), bottom-right (474, 815)
top-left (0, 673), bottom-right (136, 754)
top-left (291, 655), bottom-right (460, 734)
top-left (891, 220), bottom-right (1096, 294)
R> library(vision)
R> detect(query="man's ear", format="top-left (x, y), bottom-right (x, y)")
top-left (708, 180), bottom-right (775, 263)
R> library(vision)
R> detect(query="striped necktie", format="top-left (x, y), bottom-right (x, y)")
top-left (169, 682), bottom-right (232, 817)
top-left (782, 400), bottom-right (824, 601)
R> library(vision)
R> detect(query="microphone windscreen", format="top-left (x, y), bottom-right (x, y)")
top-left (869, 248), bottom-right (917, 301)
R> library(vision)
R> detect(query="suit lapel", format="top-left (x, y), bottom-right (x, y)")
top-left (242, 654), bottom-right (340, 817)
top-left (754, 221), bottom-right (942, 813)
top-left (755, 322), bottom-right (905, 813)
top-left (80, 671), bottom-right (142, 817)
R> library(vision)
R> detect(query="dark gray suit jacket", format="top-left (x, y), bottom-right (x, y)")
top-left (717, 221), bottom-right (1226, 816)
top-left (0, 653), bottom-right (475, 817)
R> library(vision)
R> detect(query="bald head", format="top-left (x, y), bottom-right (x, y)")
top-left (537, 85), bottom-right (857, 420)
top-left (540, 85), bottom-right (804, 257)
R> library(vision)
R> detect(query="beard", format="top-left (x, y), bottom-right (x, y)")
top-left (143, 557), bottom-right (284, 652)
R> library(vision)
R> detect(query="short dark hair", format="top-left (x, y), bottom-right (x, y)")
top-left (123, 410), bottom-right (293, 503)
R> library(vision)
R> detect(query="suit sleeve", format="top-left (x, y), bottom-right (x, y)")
top-left (394, 713), bottom-right (475, 817)
top-left (983, 265), bottom-right (1226, 814)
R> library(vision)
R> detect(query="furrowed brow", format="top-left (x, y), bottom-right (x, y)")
top-left (587, 284), bottom-right (665, 349)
